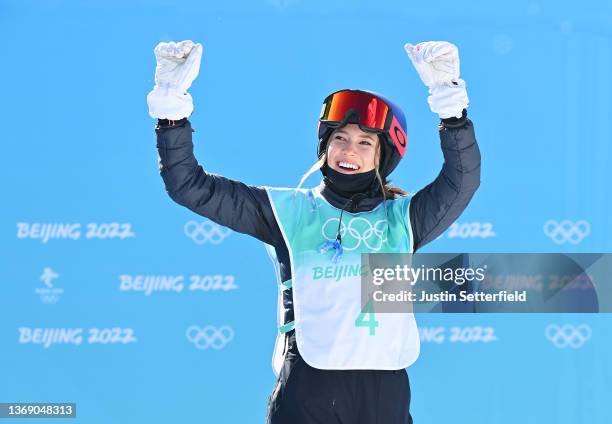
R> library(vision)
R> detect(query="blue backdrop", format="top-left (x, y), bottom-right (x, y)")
top-left (1, 0), bottom-right (611, 422)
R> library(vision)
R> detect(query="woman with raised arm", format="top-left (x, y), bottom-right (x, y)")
top-left (147, 40), bottom-right (480, 424)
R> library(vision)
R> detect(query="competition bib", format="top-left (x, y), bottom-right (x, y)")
top-left (265, 185), bottom-right (420, 373)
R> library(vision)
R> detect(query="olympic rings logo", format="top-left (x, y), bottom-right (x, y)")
top-left (186, 325), bottom-right (234, 350)
top-left (321, 217), bottom-right (387, 251)
top-left (545, 324), bottom-right (591, 349)
top-left (184, 220), bottom-right (232, 245)
top-left (543, 220), bottom-right (590, 245)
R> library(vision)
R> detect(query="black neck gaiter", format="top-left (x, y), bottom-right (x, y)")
top-left (323, 166), bottom-right (380, 198)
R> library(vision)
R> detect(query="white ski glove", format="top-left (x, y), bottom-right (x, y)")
top-left (404, 41), bottom-right (469, 119)
top-left (146, 40), bottom-right (203, 120)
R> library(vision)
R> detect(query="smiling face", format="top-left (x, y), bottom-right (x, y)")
top-left (326, 123), bottom-right (380, 174)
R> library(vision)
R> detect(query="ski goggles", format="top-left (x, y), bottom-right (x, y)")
top-left (319, 89), bottom-right (407, 155)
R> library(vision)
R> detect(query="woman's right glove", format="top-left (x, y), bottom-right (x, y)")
top-left (404, 41), bottom-right (469, 119)
top-left (146, 40), bottom-right (203, 120)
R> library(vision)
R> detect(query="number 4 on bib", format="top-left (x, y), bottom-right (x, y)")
top-left (355, 298), bottom-right (379, 336)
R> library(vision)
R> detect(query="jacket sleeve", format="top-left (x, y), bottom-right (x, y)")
top-left (155, 119), bottom-right (282, 247)
top-left (409, 110), bottom-right (481, 252)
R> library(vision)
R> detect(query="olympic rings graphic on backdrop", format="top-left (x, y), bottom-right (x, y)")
top-left (184, 220), bottom-right (232, 245)
top-left (186, 325), bottom-right (234, 350)
top-left (543, 220), bottom-right (590, 245)
top-left (545, 324), bottom-right (591, 349)
top-left (321, 217), bottom-right (387, 251)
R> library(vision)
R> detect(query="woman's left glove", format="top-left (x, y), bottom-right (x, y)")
top-left (146, 40), bottom-right (203, 120)
top-left (404, 41), bottom-right (469, 119)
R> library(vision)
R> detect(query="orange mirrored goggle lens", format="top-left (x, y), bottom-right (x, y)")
top-left (321, 91), bottom-right (390, 131)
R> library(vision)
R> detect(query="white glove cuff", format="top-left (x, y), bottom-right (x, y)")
top-left (146, 85), bottom-right (194, 120)
top-left (427, 79), bottom-right (469, 119)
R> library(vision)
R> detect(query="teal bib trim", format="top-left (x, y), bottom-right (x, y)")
top-left (279, 279), bottom-right (292, 291)
top-left (278, 321), bottom-right (295, 334)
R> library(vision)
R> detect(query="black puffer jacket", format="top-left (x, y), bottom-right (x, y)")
top-left (156, 111), bottom-right (481, 353)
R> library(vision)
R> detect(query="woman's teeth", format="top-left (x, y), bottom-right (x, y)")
top-left (338, 161), bottom-right (359, 170)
